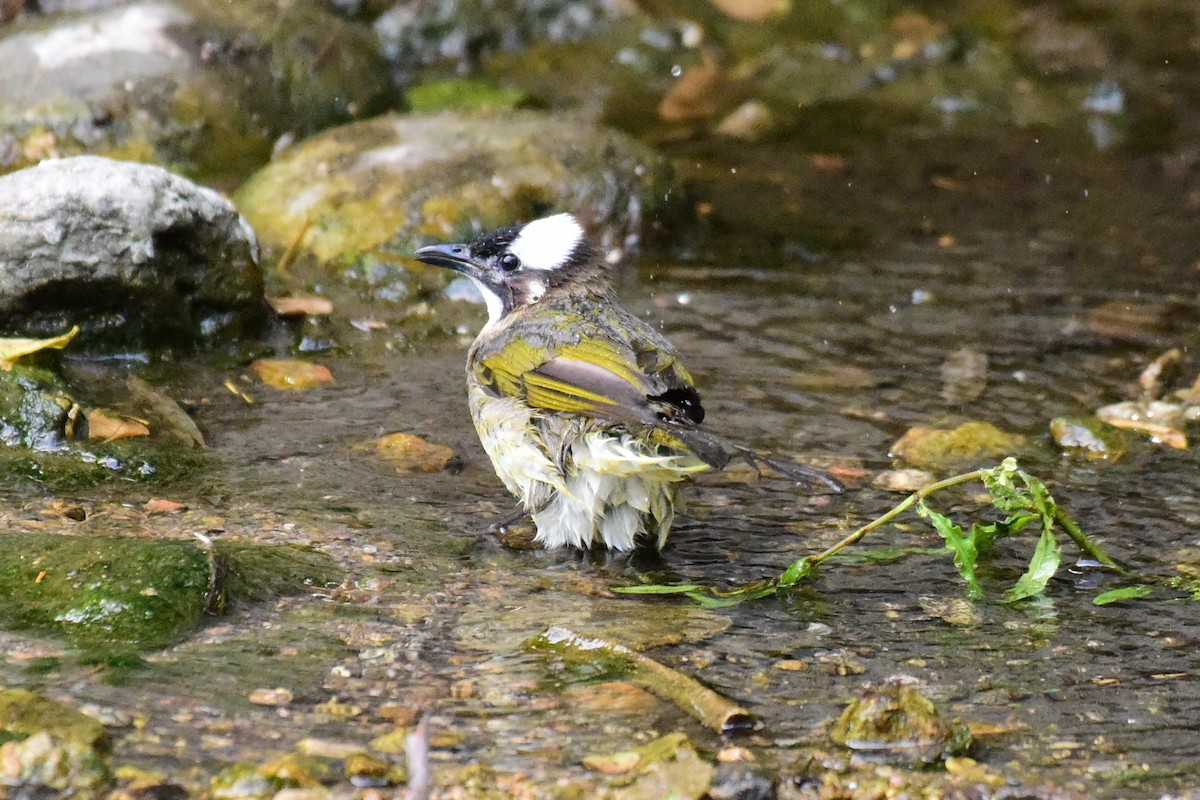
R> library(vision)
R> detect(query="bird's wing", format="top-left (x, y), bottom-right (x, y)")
top-left (474, 334), bottom-right (706, 429)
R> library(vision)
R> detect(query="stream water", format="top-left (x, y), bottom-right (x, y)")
top-left (5, 96), bottom-right (1200, 799)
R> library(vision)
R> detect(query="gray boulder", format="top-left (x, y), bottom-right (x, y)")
top-left (0, 155), bottom-right (266, 351)
top-left (0, 0), bottom-right (398, 184)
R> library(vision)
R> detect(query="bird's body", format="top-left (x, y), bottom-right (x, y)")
top-left (415, 213), bottom-right (838, 551)
top-left (465, 291), bottom-right (711, 549)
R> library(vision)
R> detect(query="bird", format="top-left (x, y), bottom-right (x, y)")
top-left (414, 212), bottom-right (841, 551)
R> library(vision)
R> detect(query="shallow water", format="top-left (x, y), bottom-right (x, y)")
top-left (7, 108), bottom-right (1200, 796)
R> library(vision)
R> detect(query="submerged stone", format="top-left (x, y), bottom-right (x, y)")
top-left (0, 0), bottom-right (398, 184)
top-left (1049, 416), bottom-right (1129, 461)
top-left (830, 680), bottom-right (973, 765)
top-left (0, 690), bottom-right (112, 791)
top-left (233, 110), bottom-right (677, 307)
top-left (889, 421), bottom-right (1026, 470)
top-left (0, 156), bottom-right (266, 351)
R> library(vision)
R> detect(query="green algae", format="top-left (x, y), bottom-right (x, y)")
top-left (0, 534), bottom-right (339, 656)
top-left (407, 79), bottom-right (527, 113)
top-left (0, 365), bottom-right (73, 451)
top-left (233, 111), bottom-right (678, 305)
top-left (0, 441), bottom-right (210, 492)
top-left (0, 689), bottom-right (112, 791)
top-left (830, 681), bottom-right (974, 765)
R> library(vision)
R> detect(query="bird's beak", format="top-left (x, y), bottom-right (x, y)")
top-left (413, 243), bottom-right (481, 277)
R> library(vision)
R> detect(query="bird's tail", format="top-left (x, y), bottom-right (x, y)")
top-left (670, 427), bottom-right (844, 493)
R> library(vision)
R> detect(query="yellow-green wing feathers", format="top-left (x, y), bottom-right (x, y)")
top-left (474, 333), bottom-right (673, 419)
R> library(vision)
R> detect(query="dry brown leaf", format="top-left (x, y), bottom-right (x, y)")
top-left (708, 0), bottom-right (788, 23)
top-left (1173, 372), bottom-right (1200, 405)
top-left (1096, 400), bottom-right (1188, 448)
top-left (250, 359), bottom-right (334, 391)
top-left (86, 409), bottom-right (150, 442)
top-left (144, 499), bottom-right (187, 514)
top-left (1098, 417), bottom-right (1187, 449)
top-left (268, 296), bottom-right (334, 317)
top-left (368, 433), bottom-right (455, 473)
top-left (0, 326), bottom-right (80, 370)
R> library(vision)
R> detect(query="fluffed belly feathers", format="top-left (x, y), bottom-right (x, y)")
top-left (468, 385), bottom-right (710, 550)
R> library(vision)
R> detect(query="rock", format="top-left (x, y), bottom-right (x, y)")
top-left (0, 0), bottom-right (397, 183)
top-left (0, 156), bottom-right (266, 351)
top-left (829, 680), bottom-right (973, 765)
top-left (233, 110), bottom-right (677, 312)
top-left (0, 365), bottom-right (74, 450)
top-left (363, 432), bottom-right (456, 473)
top-left (0, 690), bottom-right (112, 791)
top-left (1049, 416), bottom-right (1129, 461)
top-left (372, 0), bottom-right (625, 84)
top-left (0, 533), bottom-right (338, 652)
top-left (889, 421), bottom-right (1026, 470)
top-left (709, 761), bottom-right (776, 800)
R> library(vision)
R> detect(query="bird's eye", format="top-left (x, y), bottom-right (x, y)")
top-left (498, 253), bottom-right (521, 272)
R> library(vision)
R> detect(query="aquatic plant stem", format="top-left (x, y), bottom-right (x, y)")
top-left (796, 470), bottom-right (987, 577)
top-left (532, 626), bottom-right (754, 734)
top-left (1054, 508), bottom-right (1124, 573)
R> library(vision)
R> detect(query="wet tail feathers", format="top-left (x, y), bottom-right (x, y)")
top-left (668, 427), bottom-right (844, 493)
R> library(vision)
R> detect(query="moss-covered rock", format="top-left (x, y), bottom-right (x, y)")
top-left (889, 421), bottom-right (1027, 470)
top-left (0, 0), bottom-right (398, 184)
top-left (830, 680), bottom-right (973, 765)
top-left (0, 533), bottom-right (339, 653)
top-left (0, 689), bottom-right (112, 792)
top-left (0, 364), bottom-right (74, 450)
top-left (234, 110), bottom-right (678, 316)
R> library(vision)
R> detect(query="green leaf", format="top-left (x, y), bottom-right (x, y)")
top-left (611, 584), bottom-right (705, 595)
top-left (980, 458), bottom-right (1032, 513)
top-left (1022, 470), bottom-right (1057, 522)
top-left (686, 581), bottom-right (779, 608)
top-left (969, 522), bottom-right (1001, 557)
top-left (778, 557), bottom-right (818, 588)
top-left (917, 500), bottom-right (982, 599)
top-left (1002, 523), bottom-right (1062, 603)
top-left (1093, 585), bottom-right (1153, 605)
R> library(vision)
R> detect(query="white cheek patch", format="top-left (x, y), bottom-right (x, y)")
top-left (509, 213), bottom-right (584, 272)
top-left (468, 277), bottom-right (505, 331)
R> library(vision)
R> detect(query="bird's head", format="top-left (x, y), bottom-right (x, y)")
top-left (414, 213), bottom-right (605, 329)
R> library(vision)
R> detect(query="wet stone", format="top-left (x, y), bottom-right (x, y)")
top-left (0, 690), bottom-right (112, 792)
top-left (0, 533), bottom-right (338, 653)
top-left (709, 760), bottom-right (776, 800)
top-left (233, 110), bottom-right (678, 313)
top-left (0, 365), bottom-right (73, 450)
top-left (889, 421), bottom-right (1027, 470)
top-left (1049, 416), bottom-right (1129, 461)
top-left (829, 680), bottom-right (973, 766)
top-left (0, 156), bottom-right (266, 352)
top-left (0, 0), bottom-right (397, 183)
